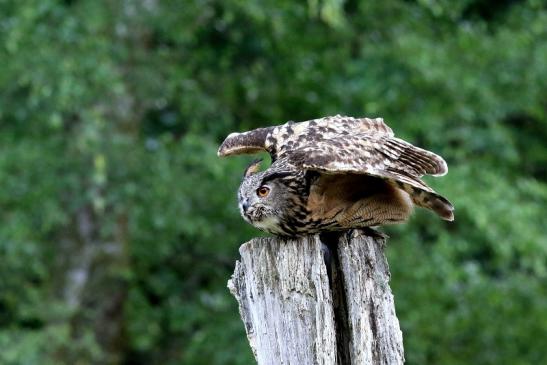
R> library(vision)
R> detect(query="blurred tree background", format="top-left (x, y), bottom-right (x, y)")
top-left (0, 0), bottom-right (546, 364)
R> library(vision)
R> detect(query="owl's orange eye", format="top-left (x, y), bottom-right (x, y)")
top-left (256, 186), bottom-right (270, 197)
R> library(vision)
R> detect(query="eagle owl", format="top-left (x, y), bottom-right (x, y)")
top-left (218, 115), bottom-right (454, 237)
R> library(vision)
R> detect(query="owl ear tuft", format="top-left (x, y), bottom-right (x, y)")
top-left (244, 158), bottom-right (263, 177)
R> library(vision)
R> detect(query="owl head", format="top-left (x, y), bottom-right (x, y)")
top-left (237, 159), bottom-right (294, 234)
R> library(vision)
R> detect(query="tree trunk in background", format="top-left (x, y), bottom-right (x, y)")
top-left (228, 230), bottom-right (404, 365)
top-left (60, 206), bottom-right (129, 364)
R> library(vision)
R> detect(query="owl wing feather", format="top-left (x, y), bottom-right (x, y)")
top-left (286, 134), bottom-right (447, 177)
top-left (284, 133), bottom-right (454, 220)
top-left (217, 126), bottom-right (275, 157)
top-left (218, 115), bottom-right (393, 159)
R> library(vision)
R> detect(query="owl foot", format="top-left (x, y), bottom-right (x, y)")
top-left (359, 227), bottom-right (389, 240)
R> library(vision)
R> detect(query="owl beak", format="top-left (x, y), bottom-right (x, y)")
top-left (242, 201), bottom-right (250, 212)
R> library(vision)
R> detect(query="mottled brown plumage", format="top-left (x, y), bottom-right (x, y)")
top-left (218, 115), bottom-right (454, 237)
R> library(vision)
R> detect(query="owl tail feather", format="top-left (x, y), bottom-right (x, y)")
top-left (411, 191), bottom-right (454, 221)
top-left (389, 180), bottom-right (454, 221)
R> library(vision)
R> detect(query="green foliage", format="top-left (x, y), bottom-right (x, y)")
top-left (0, 0), bottom-right (546, 364)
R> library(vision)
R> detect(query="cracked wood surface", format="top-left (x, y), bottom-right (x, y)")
top-left (228, 231), bottom-right (404, 365)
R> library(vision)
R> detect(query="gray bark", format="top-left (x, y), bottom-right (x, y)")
top-left (228, 230), bottom-right (404, 365)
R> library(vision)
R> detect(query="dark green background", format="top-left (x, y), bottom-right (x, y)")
top-left (1, 0), bottom-right (546, 364)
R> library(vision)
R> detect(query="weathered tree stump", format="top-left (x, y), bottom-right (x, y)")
top-left (228, 230), bottom-right (404, 365)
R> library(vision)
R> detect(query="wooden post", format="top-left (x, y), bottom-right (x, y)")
top-left (228, 230), bottom-right (405, 365)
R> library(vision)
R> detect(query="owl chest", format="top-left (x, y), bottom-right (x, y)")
top-left (275, 176), bottom-right (337, 235)
top-left (299, 174), bottom-right (385, 231)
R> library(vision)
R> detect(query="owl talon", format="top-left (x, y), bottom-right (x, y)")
top-left (359, 227), bottom-right (389, 240)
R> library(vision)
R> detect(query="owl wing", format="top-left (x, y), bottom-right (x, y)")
top-left (287, 133), bottom-right (447, 177)
top-left (217, 115), bottom-right (393, 159)
top-left (285, 133), bottom-right (454, 220)
top-left (217, 126), bottom-right (275, 157)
